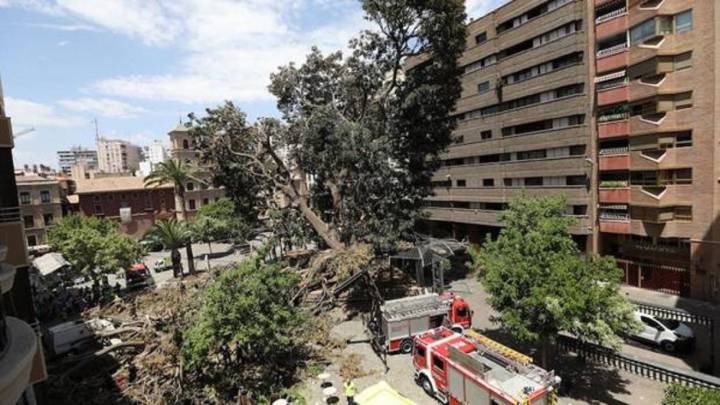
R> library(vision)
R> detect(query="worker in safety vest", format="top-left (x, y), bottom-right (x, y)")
top-left (343, 379), bottom-right (357, 405)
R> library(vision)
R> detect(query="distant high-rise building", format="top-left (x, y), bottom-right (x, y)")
top-left (147, 140), bottom-right (167, 164)
top-left (57, 146), bottom-right (98, 174)
top-left (96, 137), bottom-right (143, 173)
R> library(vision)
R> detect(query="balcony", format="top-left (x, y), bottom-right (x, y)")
top-left (599, 154), bottom-right (630, 171)
top-left (596, 45), bottom-right (628, 73)
top-left (630, 184), bottom-right (693, 207)
top-left (598, 119), bottom-right (629, 139)
top-left (599, 218), bottom-right (631, 234)
top-left (595, 13), bottom-right (627, 40)
top-left (630, 148), bottom-right (693, 171)
top-left (597, 85), bottom-right (629, 106)
top-left (599, 185), bottom-right (630, 204)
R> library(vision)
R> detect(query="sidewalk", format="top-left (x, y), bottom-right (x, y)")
top-left (620, 285), bottom-right (720, 319)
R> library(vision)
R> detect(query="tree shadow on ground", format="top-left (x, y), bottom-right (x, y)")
top-left (555, 352), bottom-right (632, 405)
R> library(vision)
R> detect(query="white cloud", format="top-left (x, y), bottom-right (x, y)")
top-left (90, 1), bottom-right (367, 104)
top-left (466, 0), bottom-right (511, 19)
top-left (58, 97), bottom-right (147, 118)
top-left (57, 40), bottom-right (69, 46)
top-left (27, 22), bottom-right (99, 32)
top-left (5, 97), bottom-right (86, 128)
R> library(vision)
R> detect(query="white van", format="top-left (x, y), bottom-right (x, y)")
top-left (45, 318), bottom-right (115, 356)
top-left (631, 311), bottom-right (694, 352)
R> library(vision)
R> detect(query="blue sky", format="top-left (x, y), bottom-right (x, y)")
top-left (0, 0), bottom-right (506, 168)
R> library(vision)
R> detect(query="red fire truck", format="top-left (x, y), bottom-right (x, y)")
top-left (413, 328), bottom-right (559, 405)
top-left (370, 292), bottom-right (472, 354)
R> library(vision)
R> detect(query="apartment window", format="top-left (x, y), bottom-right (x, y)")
top-left (203, 198), bottom-right (209, 205)
top-left (567, 175), bottom-right (587, 186)
top-left (674, 52), bottom-right (692, 71)
top-left (456, 179), bottom-right (466, 187)
top-left (20, 192), bottom-right (31, 205)
top-left (94, 205), bottom-right (103, 215)
top-left (674, 206), bottom-right (692, 220)
top-left (517, 149), bottom-right (546, 161)
top-left (475, 32), bottom-right (487, 44)
top-left (630, 18), bottom-right (658, 44)
top-left (572, 205), bottom-right (588, 216)
top-left (23, 215), bottom-right (34, 228)
top-left (186, 182), bottom-right (195, 191)
top-left (188, 199), bottom-right (196, 210)
top-left (569, 145), bottom-right (586, 156)
top-left (525, 177), bottom-right (543, 187)
top-left (431, 180), bottom-right (452, 188)
top-left (478, 81), bottom-right (491, 94)
top-left (483, 178), bottom-right (494, 187)
top-left (481, 130), bottom-right (492, 140)
top-left (675, 10), bottom-right (692, 33)
top-left (27, 235), bottom-right (37, 247)
top-left (43, 213), bottom-right (54, 226)
top-left (40, 190), bottom-right (50, 203)
top-left (182, 139), bottom-right (189, 149)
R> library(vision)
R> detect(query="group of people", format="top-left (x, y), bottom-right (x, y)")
top-left (34, 278), bottom-right (122, 321)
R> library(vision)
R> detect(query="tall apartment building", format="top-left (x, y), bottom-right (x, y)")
top-left (147, 140), bottom-right (168, 164)
top-left (423, 0), bottom-right (596, 250)
top-left (96, 137), bottom-right (143, 174)
top-left (57, 146), bottom-right (98, 174)
top-left (423, 0), bottom-right (719, 302)
top-left (168, 124), bottom-right (225, 215)
top-left (0, 79), bottom-right (47, 404)
top-left (16, 174), bottom-right (64, 247)
top-left (593, 0), bottom-right (719, 301)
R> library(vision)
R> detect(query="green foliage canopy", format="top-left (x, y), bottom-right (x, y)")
top-left (188, 0), bottom-right (467, 251)
top-left (195, 197), bottom-right (250, 243)
top-left (468, 195), bottom-right (639, 359)
top-left (662, 384), bottom-right (720, 405)
top-left (48, 215), bottom-right (143, 283)
top-left (181, 253), bottom-right (307, 396)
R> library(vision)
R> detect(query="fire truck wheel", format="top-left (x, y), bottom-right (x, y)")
top-left (420, 375), bottom-right (434, 396)
top-left (400, 339), bottom-right (414, 354)
top-left (450, 326), bottom-right (463, 334)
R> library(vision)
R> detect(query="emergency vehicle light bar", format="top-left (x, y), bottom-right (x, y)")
top-left (466, 330), bottom-right (533, 366)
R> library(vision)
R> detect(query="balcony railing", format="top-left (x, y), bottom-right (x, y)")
top-left (0, 207), bottom-right (21, 224)
top-left (598, 112), bottom-right (629, 122)
top-left (596, 7), bottom-right (626, 24)
top-left (600, 211), bottom-right (630, 221)
top-left (597, 43), bottom-right (628, 58)
top-left (599, 146), bottom-right (629, 155)
top-left (600, 180), bottom-right (629, 188)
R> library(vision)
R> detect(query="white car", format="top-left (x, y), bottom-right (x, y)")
top-left (631, 311), bottom-right (694, 352)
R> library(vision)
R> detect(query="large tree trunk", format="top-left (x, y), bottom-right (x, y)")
top-left (171, 249), bottom-right (181, 278)
top-left (175, 188), bottom-right (186, 221)
top-left (294, 193), bottom-right (344, 250)
top-left (186, 243), bottom-right (195, 275)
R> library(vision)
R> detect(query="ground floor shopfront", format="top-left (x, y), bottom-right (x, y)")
top-left (420, 220), bottom-right (720, 303)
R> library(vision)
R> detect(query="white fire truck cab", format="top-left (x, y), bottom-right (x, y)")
top-left (372, 292), bottom-right (472, 354)
top-left (413, 328), bottom-right (559, 405)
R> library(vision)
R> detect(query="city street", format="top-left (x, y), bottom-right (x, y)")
top-left (302, 276), bottom-right (669, 405)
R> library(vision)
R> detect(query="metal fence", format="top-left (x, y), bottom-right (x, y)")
top-left (557, 335), bottom-right (720, 389)
top-left (634, 301), bottom-right (714, 327)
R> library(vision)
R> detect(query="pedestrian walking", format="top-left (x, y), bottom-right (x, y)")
top-left (343, 379), bottom-right (356, 405)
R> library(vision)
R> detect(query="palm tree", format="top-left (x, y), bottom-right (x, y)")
top-left (144, 219), bottom-right (191, 278)
top-left (145, 159), bottom-right (201, 274)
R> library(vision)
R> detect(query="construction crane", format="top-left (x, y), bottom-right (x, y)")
top-left (13, 127), bottom-right (35, 138)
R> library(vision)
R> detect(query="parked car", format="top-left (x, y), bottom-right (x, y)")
top-left (631, 311), bottom-right (694, 352)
